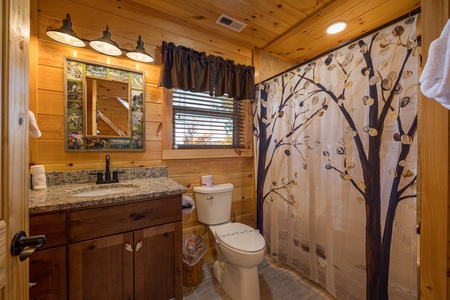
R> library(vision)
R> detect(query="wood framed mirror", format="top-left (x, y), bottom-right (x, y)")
top-left (64, 58), bottom-right (145, 151)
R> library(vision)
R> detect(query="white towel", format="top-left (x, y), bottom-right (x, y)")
top-left (420, 19), bottom-right (450, 107)
top-left (30, 165), bottom-right (47, 190)
top-left (29, 110), bottom-right (42, 138)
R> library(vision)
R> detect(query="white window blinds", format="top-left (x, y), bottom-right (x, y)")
top-left (172, 89), bottom-right (246, 148)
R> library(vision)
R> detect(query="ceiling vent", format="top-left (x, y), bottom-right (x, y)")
top-left (215, 14), bottom-right (247, 32)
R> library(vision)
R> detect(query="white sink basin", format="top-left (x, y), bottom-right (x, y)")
top-left (73, 187), bottom-right (136, 197)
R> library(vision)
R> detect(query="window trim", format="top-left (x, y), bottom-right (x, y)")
top-left (162, 89), bottom-right (253, 160)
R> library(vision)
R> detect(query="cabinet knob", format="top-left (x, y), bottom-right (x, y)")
top-left (135, 241), bottom-right (142, 252)
top-left (29, 282), bottom-right (37, 288)
top-left (125, 243), bottom-right (133, 252)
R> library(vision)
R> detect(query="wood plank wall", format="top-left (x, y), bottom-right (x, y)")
top-left (30, 0), bottom-right (258, 258)
top-left (419, 0), bottom-right (450, 299)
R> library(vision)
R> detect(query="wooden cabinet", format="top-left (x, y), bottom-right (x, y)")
top-left (134, 222), bottom-right (182, 299)
top-left (29, 212), bottom-right (67, 300)
top-left (29, 246), bottom-right (67, 300)
top-left (68, 222), bottom-right (182, 300)
top-left (68, 233), bottom-right (135, 299)
top-left (29, 195), bottom-right (183, 300)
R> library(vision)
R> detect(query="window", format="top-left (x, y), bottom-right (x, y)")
top-left (172, 89), bottom-right (246, 149)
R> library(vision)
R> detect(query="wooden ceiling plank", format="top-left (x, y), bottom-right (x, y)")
top-left (240, 0), bottom-right (310, 25)
top-left (290, 0), bottom-right (420, 62)
top-left (262, 0), bottom-right (368, 54)
top-left (130, 0), bottom-right (277, 47)
top-left (281, 0), bottom-right (332, 17)
top-left (184, 0), bottom-right (294, 35)
top-left (264, 0), bottom-right (387, 56)
top-left (73, 0), bottom-right (265, 50)
top-left (280, 0), bottom-right (420, 62)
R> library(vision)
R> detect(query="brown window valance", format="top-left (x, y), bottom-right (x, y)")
top-left (158, 41), bottom-right (255, 100)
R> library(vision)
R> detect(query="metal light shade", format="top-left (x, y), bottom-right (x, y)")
top-left (89, 26), bottom-right (122, 56)
top-left (46, 14), bottom-right (85, 47)
top-left (126, 35), bottom-right (154, 63)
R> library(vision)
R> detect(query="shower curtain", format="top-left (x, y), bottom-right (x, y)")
top-left (254, 16), bottom-right (418, 299)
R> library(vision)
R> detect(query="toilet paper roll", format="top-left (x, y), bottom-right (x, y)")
top-left (201, 175), bottom-right (213, 187)
top-left (182, 196), bottom-right (196, 214)
top-left (30, 165), bottom-right (47, 190)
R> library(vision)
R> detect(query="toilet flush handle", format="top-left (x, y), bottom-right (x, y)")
top-left (207, 196), bottom-right (214, 200)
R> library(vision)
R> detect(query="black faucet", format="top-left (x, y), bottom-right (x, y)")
top-left (91, 155), bottom-right (123, 184)
top-left (105, 155), bottom-right (111, 181)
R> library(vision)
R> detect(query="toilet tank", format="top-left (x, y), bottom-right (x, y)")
top-left (193, 183), bottom-right (234, 225)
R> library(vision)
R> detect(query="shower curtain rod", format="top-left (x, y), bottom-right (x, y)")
top-left (257, 7), bottom-right (422, 85)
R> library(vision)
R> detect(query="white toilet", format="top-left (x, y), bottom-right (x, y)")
top-left (194, 183), bottom-right (266, 300)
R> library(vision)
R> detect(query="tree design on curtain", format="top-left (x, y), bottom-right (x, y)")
top-left (254, 16), bottom-right (418, 299)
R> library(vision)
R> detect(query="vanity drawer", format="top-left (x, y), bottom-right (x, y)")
top-left (68, 195), bottom-right (181, 243)
top-left (30, 212), bottom-right (67, 249)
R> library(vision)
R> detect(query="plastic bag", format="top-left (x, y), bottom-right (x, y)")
top-left (182, 234), bottom-right (208, 266)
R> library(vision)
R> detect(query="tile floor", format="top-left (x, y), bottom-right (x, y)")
top-left (183, 255), bottom-right (335, 300)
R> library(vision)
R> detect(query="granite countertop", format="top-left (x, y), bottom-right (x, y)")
top-left (29, 167), bottom-right (187, 214)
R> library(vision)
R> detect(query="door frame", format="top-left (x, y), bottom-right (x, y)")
top-left (1, 0), bottom-right (30, 298)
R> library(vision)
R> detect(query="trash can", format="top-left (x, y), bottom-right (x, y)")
top-left (182, 233), bottom-right (207, 287)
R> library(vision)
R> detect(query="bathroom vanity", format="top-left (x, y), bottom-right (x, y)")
top-left (28, 167), bottom-right (186, 300)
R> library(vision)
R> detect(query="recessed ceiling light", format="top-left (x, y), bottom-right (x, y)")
top-left (326, 21), bottom-right (347, 34)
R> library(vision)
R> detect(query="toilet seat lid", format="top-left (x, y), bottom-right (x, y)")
top-left (214, 222), bottom-right (265, 252)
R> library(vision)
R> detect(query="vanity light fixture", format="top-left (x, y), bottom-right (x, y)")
top-left (46, 14), bottom-right (86, 47)
top-left (326, 21), bottom-right (347, 34)
top-left (46, 13), bottom-right (154, 63)
top-left (89, 26), bottom-right (122, 56)
top-left (126, 35), bottom-right (154, 63)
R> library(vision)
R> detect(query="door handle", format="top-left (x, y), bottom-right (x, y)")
top-left (10, 231), bottom-right (46, 261)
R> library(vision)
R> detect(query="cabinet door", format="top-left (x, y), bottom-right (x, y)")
top-left (29, 246), bottom-right (67, 300)
top-left (68, 233), bottom-right (134, 300)
top-left (134, 221), bottom-right (182, 300)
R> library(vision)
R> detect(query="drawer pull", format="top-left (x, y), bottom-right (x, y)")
top-left (29, 282), bottom-right (37, 288)
top-left (135, 241), bottom-right (142, 252)
top-left (125, 243), bottom-right (133, 252)
top-left (129, 213), bottom-right (145, 221)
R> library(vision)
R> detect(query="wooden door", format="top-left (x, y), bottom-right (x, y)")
top-left (134, 222), bottom-right (183, 300)
top-left (68, 233), bottom-right (134, 300)
top-left (0, 0), bottom-right (30, 299)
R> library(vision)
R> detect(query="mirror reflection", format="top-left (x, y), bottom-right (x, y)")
top-left (84, 77), bottom-right (130, 138)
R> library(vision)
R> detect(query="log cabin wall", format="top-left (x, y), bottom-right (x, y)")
top-left (419, 0), bottom-right (450, 299)
top-left (29, 0), bottom-right (272, 257)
